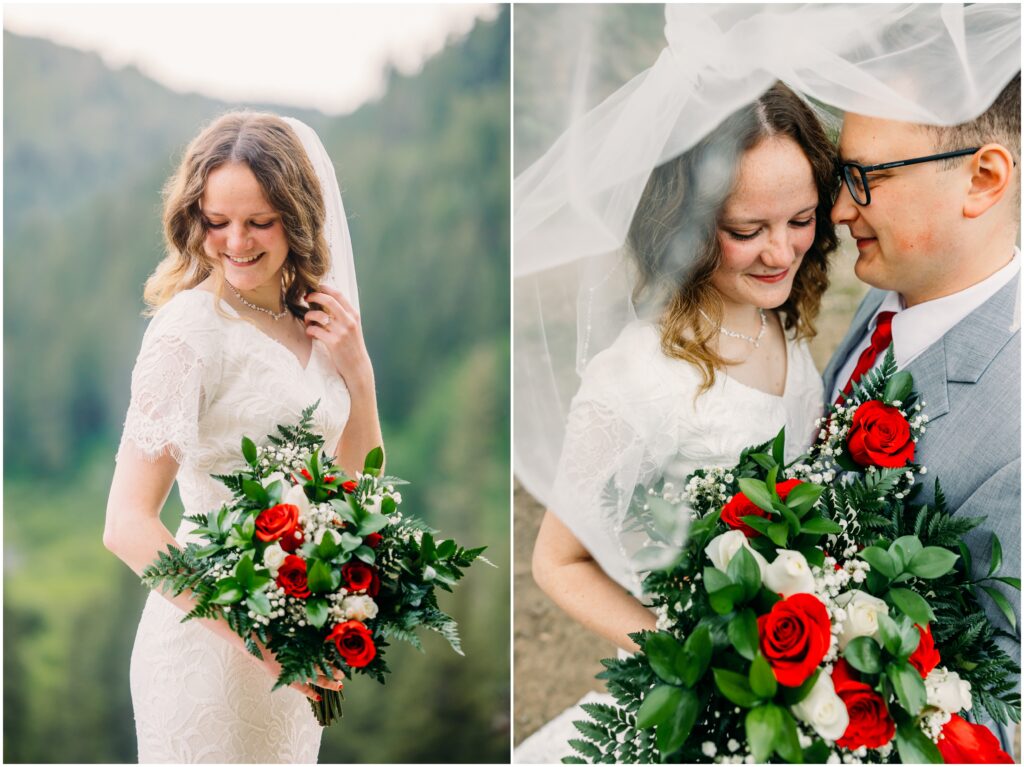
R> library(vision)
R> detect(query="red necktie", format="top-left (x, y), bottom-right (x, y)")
top-left (836, 311), bottom-right (896, 404)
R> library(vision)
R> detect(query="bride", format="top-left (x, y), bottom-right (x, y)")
top-left (103, 112), bottom-right (381, 763)
top-left (517, 81), bottom-right (834, 763)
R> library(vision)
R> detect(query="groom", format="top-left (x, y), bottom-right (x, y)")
top-left (825, 73), bottom-right (1021, 750)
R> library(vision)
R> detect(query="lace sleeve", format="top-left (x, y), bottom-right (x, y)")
top-left (117, 295), bottom-right (221, 464)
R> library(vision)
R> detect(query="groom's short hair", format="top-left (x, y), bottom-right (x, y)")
top-left (924, 72), bottom-right (1020, 167)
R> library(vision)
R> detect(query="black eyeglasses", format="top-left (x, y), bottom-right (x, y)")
top-left (838, 147), bottom-right (980, 205)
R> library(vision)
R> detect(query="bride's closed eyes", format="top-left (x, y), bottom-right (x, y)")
top-left (204, 219), bottom-right (277, 230)
top-left (724, 216), bottom-right (816, 241)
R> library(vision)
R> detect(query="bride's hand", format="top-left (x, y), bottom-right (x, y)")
top-left (303, 285), bottom-right (374, 392)
top-left (250, 637), bottom-right (345, 702)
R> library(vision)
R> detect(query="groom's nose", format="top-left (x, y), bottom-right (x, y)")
top-left (831, 182), bottom-right (859, 228)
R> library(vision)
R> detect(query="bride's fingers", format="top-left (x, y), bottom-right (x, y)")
top-left (290, 681), bottom-right (321, 702)
top-left (303, 309), bottom-right (332, 328)
top-left (305, 291), bottom-right (347, 321)
top-left (315, 284), bottom-right (358, 320)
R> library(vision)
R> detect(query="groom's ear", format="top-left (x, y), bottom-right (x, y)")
top-left (962, 143), bottom-right (1015, 219)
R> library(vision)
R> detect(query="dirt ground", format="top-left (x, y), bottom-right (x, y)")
top-left (513, 244), bottom-right (870, 745)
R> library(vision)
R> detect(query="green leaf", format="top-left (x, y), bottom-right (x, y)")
top-left (843, 636), bottom-right (883, 674)
top-left (980, 586), bottom-right (1018, 631)
top-left (766, 465), bottom-right (780, 501)
top-left (771, 428), bottom-right (786, 466)
top-left (645, 632), bottom-right (684, 686)
top-left (774, 708), bottom-right (803, 763)
top-left (860, 546), bottom-right (897, 579)
top-left (803, 739), bottom-right (832, 764)
top-left (265, 479), bottom-right (283, 505)
top-left (745, 704), bottom-right (783, 763)
top-left (993, 576), bottom-right (1022, 589)
top-left (242, 479), bottom-right (269, 506)
top-left (316, 532), bottom-right (340, 560)
top-left (958, 541), bottom-right (973, 578)
top-left (211, 578), bottom-right (243, 605)
top-left (680, 625), bottom-right (712, 686)
top-left (799, 546), bottom-right (826, 569)
top-left (876, 613), bottom-right (901, 656)
top-left (234, 554), bottom-right (256, 591)
top-left (359, 513), bottom-right (391, 536)
top-left (703, 566), bottom-right (732, 593)
top-left (241, 514), bottom-right (255, 540)
top-left (907, 547), bottom-right (958, 579)
top-left (363, 446), bottom-right (384, 474)
top-left (785, 483), bottom-right (824, 516)
top-left (339, 532), bottom-right (363, 553)
top-left (727, 546), bottom-right (762, 601)
top-left (988, 533), bottom-right (1003, 578)
top-left (306, 559), bottom-right (333, 595)
top-left (896, 721), bottom-right (943, 763)
top-left (241, 436), bottom-right (258, 466)
top-left (751, 453), bottom-right (776, 471)
top-left (883, 371), bottom-right (913, 405)
top-left (749, 653), bottom-right (777, 699)
top-left (656, 688), bottom-right (699, 755)
top-left (888, 588), bottom-right (935, 625)
top-left (636, 684), bottom-right (684, 729)
top-left (799, 517), bottom-right (843, 535)
top-left (713, 668), bottom-right (760, 708)
top-left (728, 608), bottom-right (759, 661)
top-left (709, 584), bottom-right (744, 615)
top-left (742, 515), bottom-right (774, 535)
top-left (246, 590), bottom-right (271, 617)
top-left (305, 597), bottom-right (329, 629)
top-left (890, 535), bottom-right (923, 564)
top-left (738, 478), bottom-right (775, 513)
top-left (887, 661), bottom-right (927, 715)
top-left (766, 522), bottom-right (789, 547)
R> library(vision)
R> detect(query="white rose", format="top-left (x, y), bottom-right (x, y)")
top-left (925, 668), bottom-right (972, 714)
top-left (263, 543), bottom-right (287, 576)
top-left (792, 670), bottom-right (850, 741)
top-left (341, 595), bottom-right (379, 622)
top-left (764, 550), bottom-right (816, 597)
top-left (704, 531), bottom-right (768, 579)
top-left (265, 471), bottom-right (287, 487)
top-left (283, 482), bottom-right (311, 515)
top-left (833, 590), bottom-right (889, 649)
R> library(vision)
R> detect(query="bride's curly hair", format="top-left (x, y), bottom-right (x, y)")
top-left (628, 82), bottom-right (839, 393)
top-left (144, 111), bottom-right (330, 317)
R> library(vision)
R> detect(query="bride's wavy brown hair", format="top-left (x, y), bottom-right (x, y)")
top-left (144, 111), bottom-right (330, 317)
top-left (628, 82), bottom-right (839, 393)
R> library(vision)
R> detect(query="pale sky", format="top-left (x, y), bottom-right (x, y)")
top-left (3, 3), bottom-right (500, 115)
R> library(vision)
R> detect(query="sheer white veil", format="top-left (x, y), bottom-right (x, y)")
top-left (282, 116), bottom-right (360, 314)
top-left (514, 4), bottom-right (1021, 593)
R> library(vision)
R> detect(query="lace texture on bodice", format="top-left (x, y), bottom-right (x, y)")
top-left (551, 320), bottom-right (824, 595)
top-left (119, 289), bottom-right (351, 763)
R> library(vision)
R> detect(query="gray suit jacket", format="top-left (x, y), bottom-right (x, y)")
top-left (824, 275), bottom-right (1021, 750)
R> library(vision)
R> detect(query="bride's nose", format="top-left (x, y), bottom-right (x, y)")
top-left (760, 231), bottom-right (797, 269)
top-left (226, 225), bottom-right (252, 253)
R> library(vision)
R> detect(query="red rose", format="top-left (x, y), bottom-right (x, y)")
top-left (721, 479), bottom-right (803, 538)
top-left (341, 480), bottom-right (358, 494)
top-left (847, 400), bottom-right (915, 468)
top-left (325, 620), bottom-right (376, 668)
top-left (255, 504), bottom-right (304, 552)
top-left (908, 623), bottom-right (940, 678)
top-left (364, 532), bottom-right (383, 549)
top-left (937, 714), bottom-right (1013, 763)
top-left (757, 592), bottom-right (831, 686)
top-left (300, 468), bottom-right (314, 482)
top-left (341, 561), bottom-right (380, 596)
top-left (324, 475), bottom-right (336, 483)
top-left (831, 659), bottom-right (896, 750)
top-left (276, 555), bottom-right (311, 599)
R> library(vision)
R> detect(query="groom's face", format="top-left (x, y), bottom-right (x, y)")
top-left (832, 114), bottom-right (964, 305)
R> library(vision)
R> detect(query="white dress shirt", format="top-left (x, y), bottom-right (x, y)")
top-left (830, 248), bottom-right (1021, 403)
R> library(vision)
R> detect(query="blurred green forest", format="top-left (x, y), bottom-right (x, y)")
top-left (4, 8), bottom-right (509, 764)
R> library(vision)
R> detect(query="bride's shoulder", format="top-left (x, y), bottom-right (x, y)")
top-left (577, 320), bottom-right (700, 406)
top-left (144, 288), bottom-right (226, 348)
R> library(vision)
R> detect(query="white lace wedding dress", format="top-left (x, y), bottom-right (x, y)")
top-left (514, 319), bottom-right (824, 764)
top-left (118, 288), bottom-right (351, 763)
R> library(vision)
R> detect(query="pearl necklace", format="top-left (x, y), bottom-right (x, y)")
top-left (227, 281), bottom-right (289, 321)
top-left (701, 307), bottom-right (768, 348)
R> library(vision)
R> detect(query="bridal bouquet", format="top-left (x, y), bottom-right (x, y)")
top-left (567, 350), bottom-right (1020, 763)
top-left (142, 403), bottom-right (486, 726)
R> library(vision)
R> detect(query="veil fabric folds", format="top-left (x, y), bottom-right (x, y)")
top-left (282, 116), bottom-right (360, 314)
top-left (513, 4), bottom-right (1021, 592)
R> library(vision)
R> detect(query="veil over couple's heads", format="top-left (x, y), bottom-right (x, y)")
top-left (834, 72), bottom-right (1021, 307)
top-left (145, 111), bottom-right (331, 316)
top-left (628, 82), bottom-right (837, 390)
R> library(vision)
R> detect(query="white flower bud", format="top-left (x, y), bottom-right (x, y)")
top-left (764, 550), bottom-right (816, 598)
top-left (833, 591), bottom-right (888, 649)
top-left (925, 668), bottom-right (972, 714)
top-left (704, 531), bottom-right (768, 579)
top-left (792, 670), bottom-right (850, 741)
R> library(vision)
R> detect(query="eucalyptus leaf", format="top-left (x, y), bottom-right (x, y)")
top-left (713, 668), bottom-right (760, 708)
top-left (980, 585), bottom-right (1018, 631)
top-left (246, 590), bottom-right (271, 617)
top-left (988, 533), bottom-right (1003, 578)
top-left (766, 522), bottom-right (789, 548)
top-left (738, 478), bottom-right (774, 513)
top-left (785, 482), bottom-right (825, 516)
top-left (306, 559), bottom-right (333, 595)
top-left (680, 624), bottom-right (713, 686)
top-left (211, 578), bottom-right (243, 605)
top-left (888, 588), bottom-right (935, 625)
top-left (234, 554), bottom-right (256, 591)
top-left (843, 636), bottom-right (882, 674)
top-left (636, 684), bottom-right (684, 729)
top-left (887, 661), bottom-right (927, 716)
top-left (895, 721), bottom-right (943, 763)
top-left (799, 517), bottom-right (843, 535)
top-left (241, 436), bottom-right (258, 466)
top-left (745, 704), bottom-right (783, 763)
top-left (728, 608), bottom-right (759, 661)
top-left (749, 653), bottom-right (777, 699)
top-left (883, 371), bottom-right (914, 405)
top-left (645, 632), bottom-right (684, 686)
top-left (656, 688), bottom-right (699, 755)
top-left (727, 546), bottom-right (762, 601)
top-left (907, 547), bottom-right (958, 579)
top-left (305, 597), bottom-right (329, 629)
top-left (859, 546), bottom-right (897, 579)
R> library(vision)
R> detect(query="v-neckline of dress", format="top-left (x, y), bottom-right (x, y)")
top-left (197, 290), bottom-right (316, 372)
